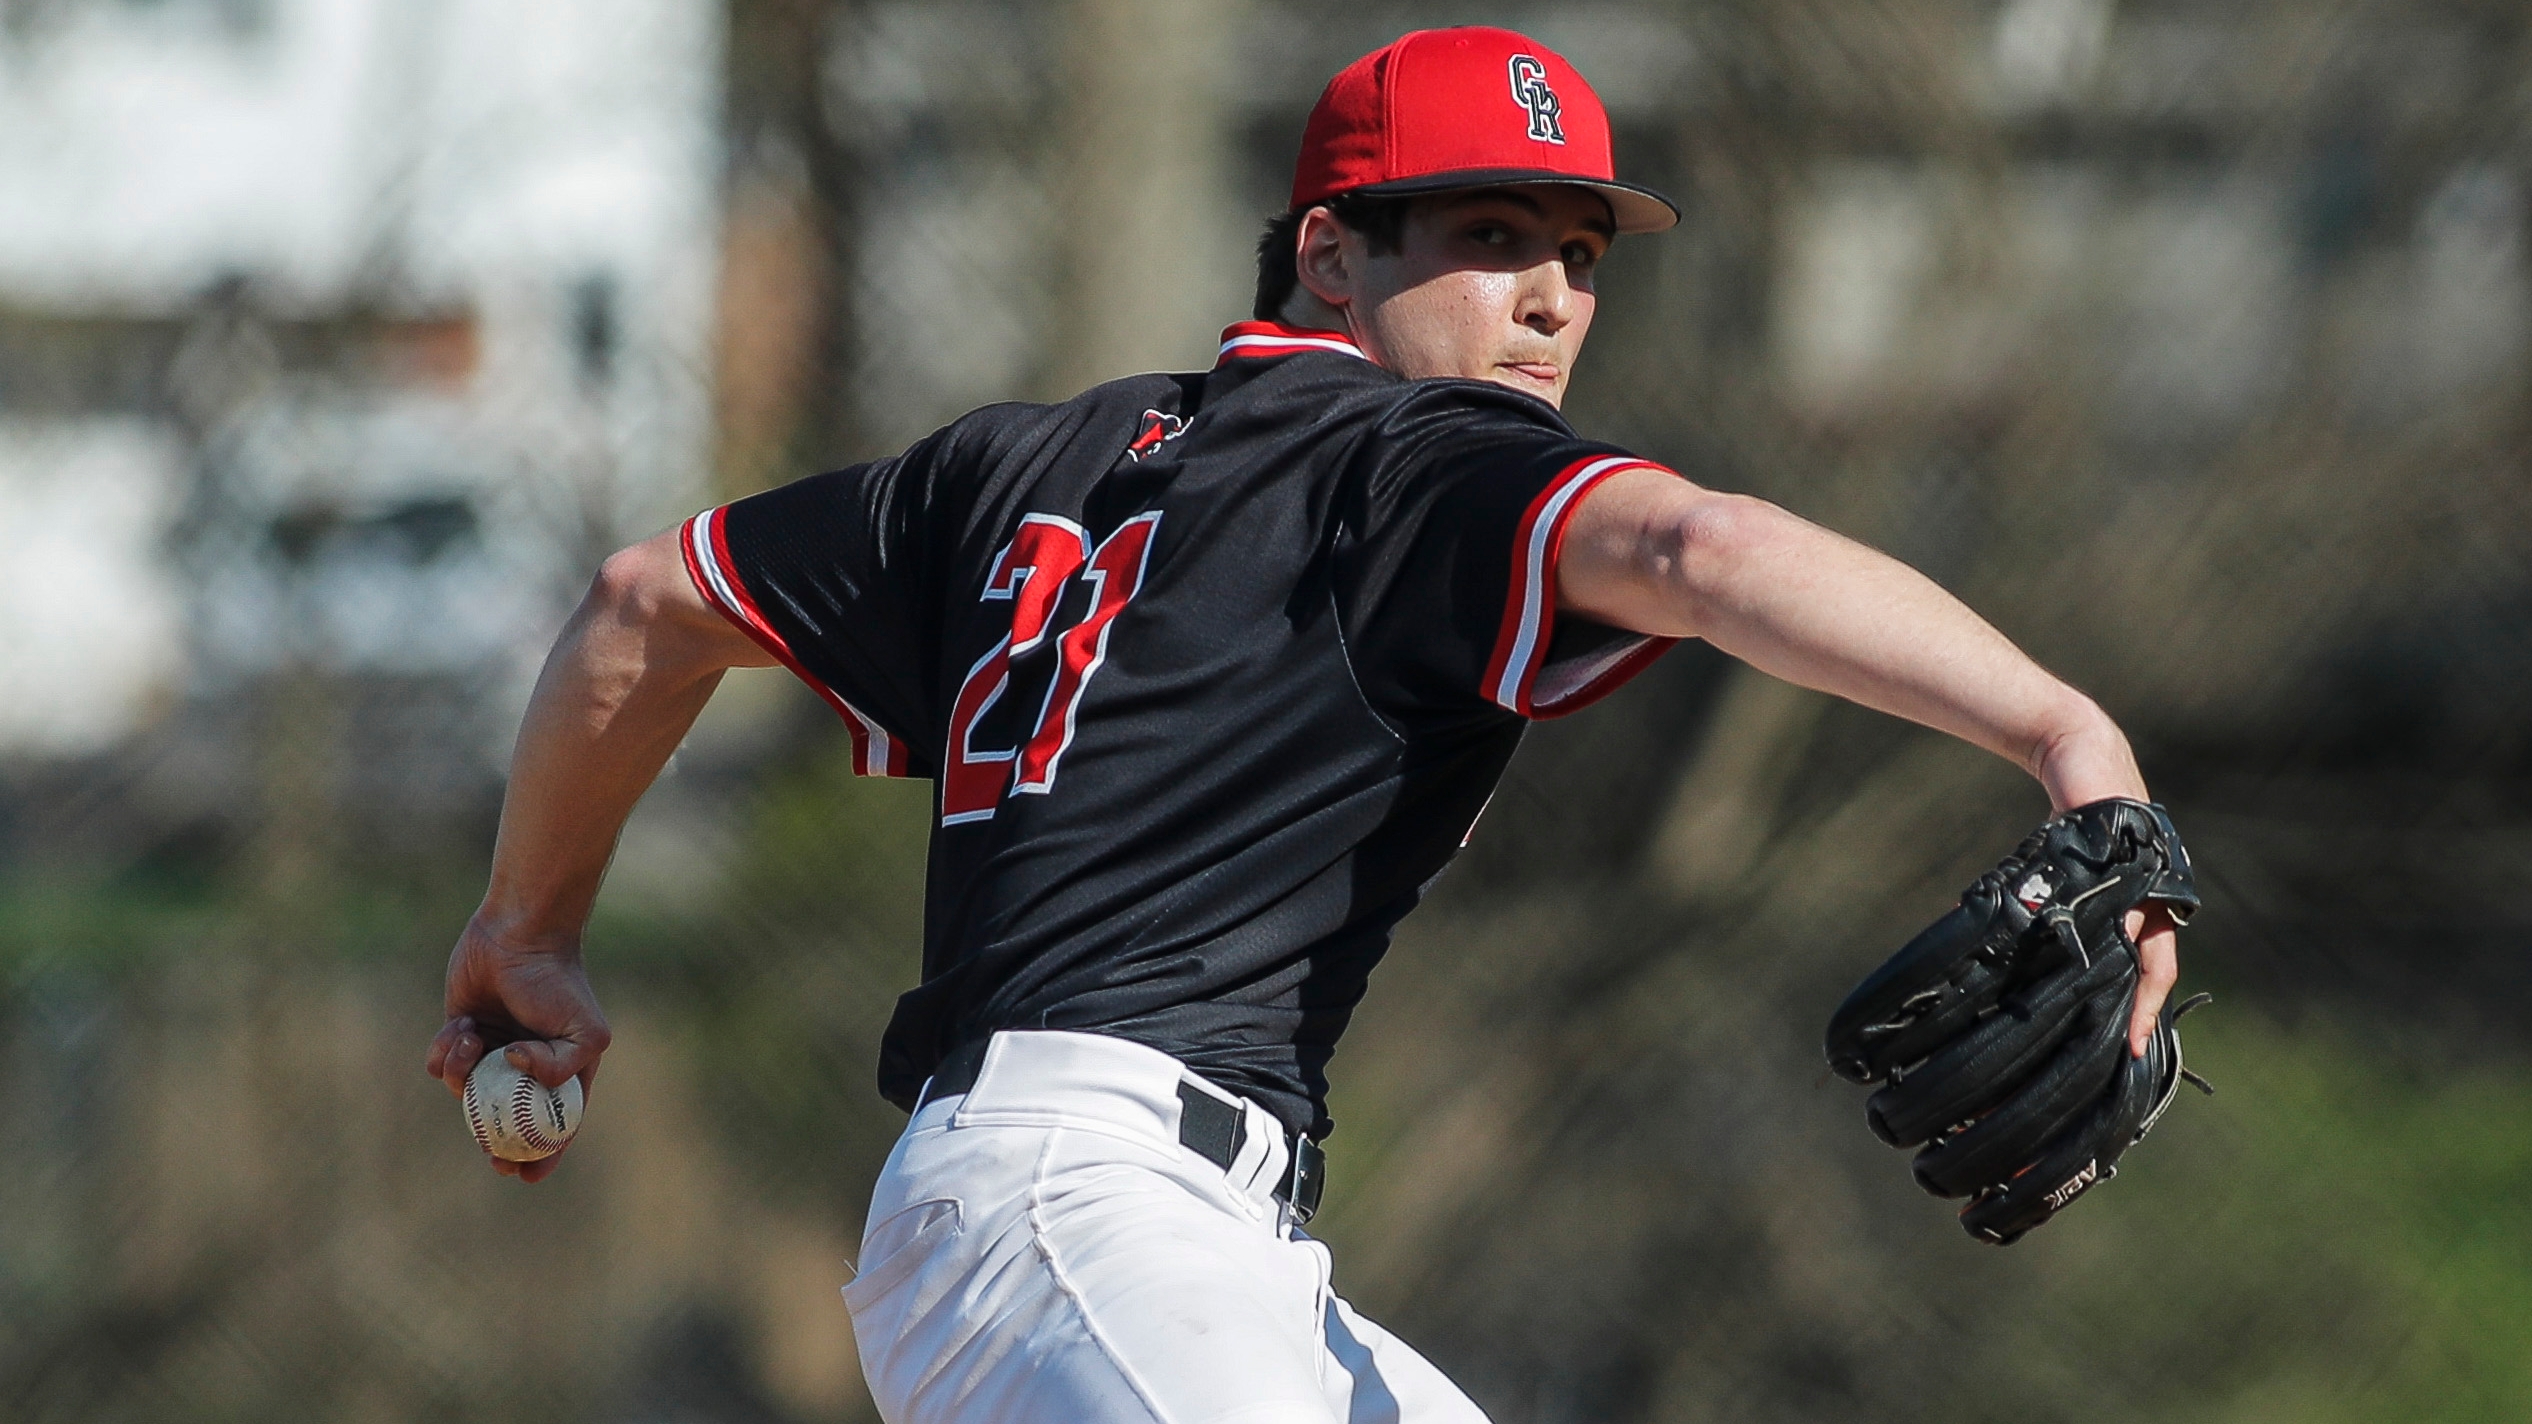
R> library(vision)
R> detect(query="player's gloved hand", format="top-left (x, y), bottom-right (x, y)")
top-left (426, 917), bottom-right (612, 1183)
top-left (1823, 797), bottom-right (2209, 1243)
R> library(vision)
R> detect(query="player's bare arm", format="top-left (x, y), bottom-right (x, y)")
top-left (1553, 470), bottom-right (2180, 1053)
top-left (424, 529), bottom-right (770, 1180)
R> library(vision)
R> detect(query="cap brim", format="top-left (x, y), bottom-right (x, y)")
top-left (1343, 168), bottom-right (1680, 235)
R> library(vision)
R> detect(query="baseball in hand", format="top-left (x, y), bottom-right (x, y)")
top-left (462, 1047), bottom-right (585, 1162)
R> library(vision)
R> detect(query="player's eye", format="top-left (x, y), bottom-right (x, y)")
top-left (1467, 222), bottom-right (1512, 246)
top-left (1563, 241), bottom-right (1604, 269)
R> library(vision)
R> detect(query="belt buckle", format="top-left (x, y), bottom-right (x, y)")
top-left (1281, 1136), bottom-right (1326, 1226)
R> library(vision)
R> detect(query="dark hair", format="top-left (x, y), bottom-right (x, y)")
top-left (1251, 192), bottom-right (1413, 321)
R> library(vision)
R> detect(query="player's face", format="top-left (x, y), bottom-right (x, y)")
top-left (1335, 186), bottom-right (1614, 407)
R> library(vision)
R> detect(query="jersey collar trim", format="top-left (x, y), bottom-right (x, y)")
top-left (1216, 321), bottom-right (1366, 366)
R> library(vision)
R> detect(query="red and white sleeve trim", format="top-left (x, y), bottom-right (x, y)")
top-left (680, 507), bottom-right (911, 777)
top-left (1482, 455), bottom-right (1682, 719)
top-left (1215, 320), bottom-right (1367, 365)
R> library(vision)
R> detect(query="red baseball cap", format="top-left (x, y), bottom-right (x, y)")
top-left (1290, 26), bottom-right (1679, 235)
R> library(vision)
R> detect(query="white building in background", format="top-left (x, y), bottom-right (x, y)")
top-left (0, 0), bottom-right (723, 758)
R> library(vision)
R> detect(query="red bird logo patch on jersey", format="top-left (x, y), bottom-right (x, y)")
top-left (1125, 409), bottom-right (1189, 462)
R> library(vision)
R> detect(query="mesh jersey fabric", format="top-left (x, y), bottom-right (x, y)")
top-left (684, 322), bottom-right (1678, 1137)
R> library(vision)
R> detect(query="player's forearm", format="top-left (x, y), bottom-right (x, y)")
top-left (1565, 474), bottom-right (2147, 809)
top-left (1694, 505), bottom-right (2135, 799)
top-left (475, 537), bottom-right (741, 948)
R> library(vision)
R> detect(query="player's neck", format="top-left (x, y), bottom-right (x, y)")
top-left (1275, 290), bottom-right (1352, 340)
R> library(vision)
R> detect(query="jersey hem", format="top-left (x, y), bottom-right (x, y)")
top-left (681, 507), bottom-right (913, 776)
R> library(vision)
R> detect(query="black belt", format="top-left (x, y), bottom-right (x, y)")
top-left (915, 1038), bottom-right (1326, 1225)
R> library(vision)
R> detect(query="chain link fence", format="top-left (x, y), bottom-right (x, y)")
top-left (4, 1), bottom-right (2531, 1420)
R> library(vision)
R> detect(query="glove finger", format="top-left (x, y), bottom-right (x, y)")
top-left (1910, 969), bottom-right (2132, 1197)
top-left (1954, 1041), bottom-right (2158, 1245)
top-left (1956, 989), bottom-right (2203, 1245)
top-left (1826, 798), bottom-right (2192, 1083)
top-left (1841, 953), bottom-right (2022, 1085)
top-left (1864, 940), bottom-right (2133, 1148)
top-left (1825, 902), bottom-right (2027, 1083)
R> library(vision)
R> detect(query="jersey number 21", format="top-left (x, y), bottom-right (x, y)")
top-left (940, 512), bottom-right (1162, 825)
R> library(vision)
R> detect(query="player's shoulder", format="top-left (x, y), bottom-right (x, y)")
top-left (1341, 377), bottom-right (1604, 485)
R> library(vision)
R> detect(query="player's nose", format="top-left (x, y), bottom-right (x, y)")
top-left (1516, 256), bottom-right (1579, 336)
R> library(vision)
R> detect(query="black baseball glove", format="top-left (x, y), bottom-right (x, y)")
top-left (1824, 798), bottom-right (2211, 1244)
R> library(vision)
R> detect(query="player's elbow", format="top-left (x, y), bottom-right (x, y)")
top-left (1660, 491), bottom-right (1789, 623)
top-left (589, 531), bottom-right (692, 626)
top-left (583, 527), bottom-right (773, 675)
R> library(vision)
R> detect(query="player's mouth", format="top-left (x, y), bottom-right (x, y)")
top-left (1501, 361), bottom-right (1561, 387)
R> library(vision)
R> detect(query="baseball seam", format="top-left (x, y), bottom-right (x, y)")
top-left (462, 1072), bottom-right (496, 1155)
top-left (509, 1074), bottom-right (559, 1153)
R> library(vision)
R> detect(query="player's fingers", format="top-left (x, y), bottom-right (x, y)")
top-left (437, 1021), bottom-right (485, 1095)
top-left (507, 1026), bottom-right (611, 1090)
top-left (2126, 908), bottom-right (2180, 1056)
top-left (513, 1148), bottom-right (567, 1184)
top-left (425, 1016), bottom-right (463, 1079)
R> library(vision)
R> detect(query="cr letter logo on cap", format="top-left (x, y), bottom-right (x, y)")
top-left (1507, 55), bottom-right (1566, 145)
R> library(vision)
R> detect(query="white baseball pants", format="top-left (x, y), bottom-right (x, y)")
top-left (842, 1030), bottom-right (1494, 1424)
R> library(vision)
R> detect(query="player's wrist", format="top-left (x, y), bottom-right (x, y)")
top-left (458, 904), bottom-right (587, 963)
top-left (2027, 693), bottom-right (2146, 812)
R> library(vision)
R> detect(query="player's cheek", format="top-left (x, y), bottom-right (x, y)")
top-left (1559, 284), bottom-right (1596, 339)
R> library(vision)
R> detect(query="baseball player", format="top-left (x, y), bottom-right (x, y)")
top-left (427, 27), bottom-right (2183, 1423)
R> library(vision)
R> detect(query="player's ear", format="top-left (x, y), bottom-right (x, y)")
top-left (1292, 205), bottom-right (1356, 311)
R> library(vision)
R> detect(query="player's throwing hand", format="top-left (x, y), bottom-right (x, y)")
top-left (426, 919), bottom-right (611, 1183)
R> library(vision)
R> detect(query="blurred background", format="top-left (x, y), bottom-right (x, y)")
top-left (3, 0), bottom-right (2529, 1419)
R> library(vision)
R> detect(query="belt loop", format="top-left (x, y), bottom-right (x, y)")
top-left (1175, 1080), bottom-right (1247, 1166)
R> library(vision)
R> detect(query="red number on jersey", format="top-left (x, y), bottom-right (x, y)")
top-left (940, 512), bottom-right (1162, 824)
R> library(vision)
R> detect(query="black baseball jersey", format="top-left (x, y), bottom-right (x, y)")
top-left (683, 321), bottom-right (1679, 1136)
